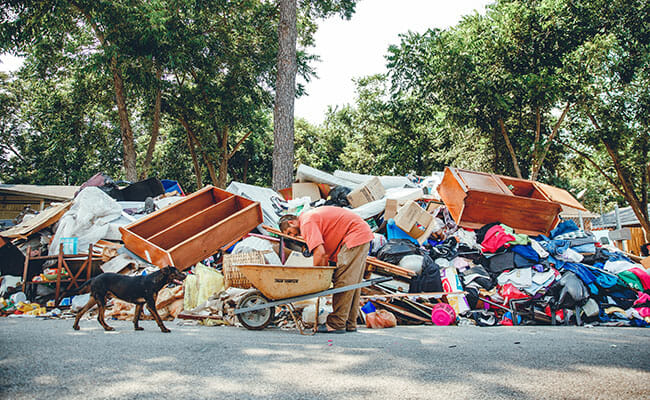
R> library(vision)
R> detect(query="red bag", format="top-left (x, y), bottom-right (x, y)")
top-left (366, 309), bottom-right (397, 329)
top-left (499, 283), bottom-right (529, 303)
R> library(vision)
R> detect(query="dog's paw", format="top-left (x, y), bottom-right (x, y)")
top-left (161, 328), bottom-right (171, 333)
top-left (104, 326), bottom-right (115, 331)
top-left (135, 327), bottom-right (144, 331)
top-left (73, 325), bottom-right (80, 330)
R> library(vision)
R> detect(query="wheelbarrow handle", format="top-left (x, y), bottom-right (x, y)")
top-left (234, 276), bottom-right (392, 315)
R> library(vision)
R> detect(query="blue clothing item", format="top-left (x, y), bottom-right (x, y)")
top-left (540, 239), bottom-right (570, 256)
top-left (630, 319), bottom-right (649, 328)
top-left (560, 263), bottom-right (599, 295)
top-left (571, 243), bottom-right (597, 254)
top-left (603, 250), bottom-right (632, 263)
top-left (592, 269), bottom-right (619, 289)
top-left (598, 309), bottom-right (611, 322)
top-left (550, 220), bottom-right (580, 238)
top-left (386, 219), bottom-right (419, 245)
top-left (512, 244), bottom-right (540, 262)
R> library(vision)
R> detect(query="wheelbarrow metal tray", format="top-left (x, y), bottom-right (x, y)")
top-left (234, 263), bottom-right (336, 300)
top-left (119, 186), bottom-right (262, 270)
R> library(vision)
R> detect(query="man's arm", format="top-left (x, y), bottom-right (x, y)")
top-left (311, 244), bottom-right (329, 266)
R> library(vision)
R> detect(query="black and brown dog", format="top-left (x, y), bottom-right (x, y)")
top-left (72, 266), bottom-right (186, 333)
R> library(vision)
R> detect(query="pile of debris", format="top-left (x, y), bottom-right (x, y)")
top-left (0, 165), bottom-right (648, 331)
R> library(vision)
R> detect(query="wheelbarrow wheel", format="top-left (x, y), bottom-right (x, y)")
top-left (237, 290), bottom-right (274, 330)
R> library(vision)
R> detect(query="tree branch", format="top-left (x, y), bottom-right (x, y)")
top-left (498, 117), bottom-right (522, 178)
top-left (560, 140), bottom-right (623, 196)
top-left (531, 102), bottom-right (571, 181)
top-left (0, 143), bottom-right (26, 163)
top-left (229, 131), bottom-right (253, 159)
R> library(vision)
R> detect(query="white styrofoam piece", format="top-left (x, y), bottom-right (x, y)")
top-left (295, 164), bottom-right (357, 188)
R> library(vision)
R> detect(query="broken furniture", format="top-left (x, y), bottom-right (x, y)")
top-left (437, 167), bottom-right (586, 236)
top-left (120, 186), bottom-right (262, 270)
top-left (21, 243), bottom-right (101, 306)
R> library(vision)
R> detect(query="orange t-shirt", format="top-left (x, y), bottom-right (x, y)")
top-left (298, 206), bottom-right (374, 262)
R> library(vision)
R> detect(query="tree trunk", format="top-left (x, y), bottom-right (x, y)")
top-left (242, 158), bottom-right (249, 183)
top-left (578, 113), bottom-right (650, 240)
top-left (602, 139), bottom-right (650, 240)
top-left (186, 130), bottom-right (202, 190)
top-left (498, 117), bottom-right (523, 179)
top-left (74, 4), bottom-right (138, 182)
top-left (141, 63), bottom-right (163, 180)
top-left (217, 127), bottom-right (229, 188)
top-left (111, 60), bottom-right (138, 182)
top-left (272, 0), bottom-right (298, 191)
top-left (178, 116), bottom-right (218, 186)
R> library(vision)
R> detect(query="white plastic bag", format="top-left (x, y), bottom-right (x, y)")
top-left (71, 293), bottom-right (91, 312)
top-left (49, 187), bottom-right (122, 255)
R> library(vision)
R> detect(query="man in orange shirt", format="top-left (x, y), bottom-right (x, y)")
top-left (279, 206), bottom-right (374, 333)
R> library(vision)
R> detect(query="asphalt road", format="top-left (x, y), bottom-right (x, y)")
top-left (1, 318), bottom-right (649, 400)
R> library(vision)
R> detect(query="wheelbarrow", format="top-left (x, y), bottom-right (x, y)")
top-left (233, 263), bottom-right (391, 334)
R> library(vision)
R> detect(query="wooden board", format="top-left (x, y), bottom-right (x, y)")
top-left (120, 186), bottom-right (262, 270)
top-left (438, 167), bottom-right (567, 236)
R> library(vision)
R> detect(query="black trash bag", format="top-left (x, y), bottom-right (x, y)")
top-left (324, 185), bottom-right (352, 207)
top-left (375, 239), bottom-right (442, 293)
top-left (120, 177), bottom-right (165, 201)
top-left (408, 255), bottom-right (442, 293)
top-left (376, 239), bottom-right (428, 264)
top-left (549, 271), bottom-right (589, 309)
top-left (77, 172), bottom-right (123, 200)
top-left (427, 237), bottom-right (458, 260)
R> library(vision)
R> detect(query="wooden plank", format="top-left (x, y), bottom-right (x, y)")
top-left (124, 187), bottom-right (225, 239)
top-left (627, 227), bottom-right (646, 256)
top-left (373, 299), bottom-right (431, 323)
top-left (0, 201), bottom-right (72, 239)
top-left (168, 200), bottom-right (262, 269)
top-left (534, 181), bottom-right (587, 211)
top-left (120, 227), bottom-right (173, 266)
top-left (148, 197), bottom-right (238, 249)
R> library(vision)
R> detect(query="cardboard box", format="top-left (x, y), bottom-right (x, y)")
top-left (346, 177), bottom-right (386, 208)
top-left (385, 199), bottom-right (399, 220)
top-left (292, 182), bottom-right (321, 202)
top-left (394, 200), bottom-right (436, 244)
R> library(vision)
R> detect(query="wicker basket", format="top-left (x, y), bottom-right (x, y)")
top-left (222, 251), bottom-right (267, 289)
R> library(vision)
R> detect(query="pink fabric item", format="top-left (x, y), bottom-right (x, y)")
top-left (634, 292), bottom-right (650, 306)
top-left (481, 225), bottom-right (516, 253)
top-left (629, 268), bottom-right (650, 291)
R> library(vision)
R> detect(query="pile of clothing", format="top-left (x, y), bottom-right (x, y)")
top-left (373, 218), bottom-right (650, 327)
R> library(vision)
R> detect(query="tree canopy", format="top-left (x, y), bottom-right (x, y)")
top-left (0, 0), bottom-right (648, 236)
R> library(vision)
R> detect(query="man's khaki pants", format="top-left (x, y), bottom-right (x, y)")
top-left (326, 242), bottom-right (370, 330)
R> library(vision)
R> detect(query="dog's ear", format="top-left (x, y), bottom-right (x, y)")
top-left (161, 266), bottom-right (173, 275)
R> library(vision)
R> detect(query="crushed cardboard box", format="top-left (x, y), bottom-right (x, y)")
top-left (347, 177), bottom-right (386, 208)
top-left (394, 200), bottom-right (437, 245)
top-left (292, 182), bottom-right (321, 202)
